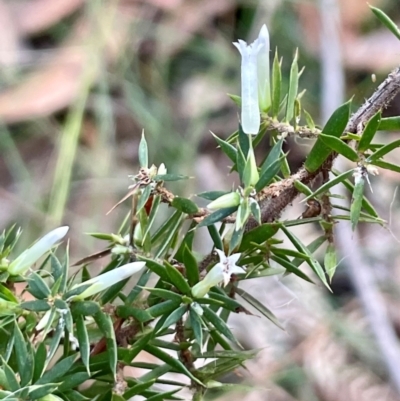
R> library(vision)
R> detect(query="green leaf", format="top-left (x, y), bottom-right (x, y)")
top-left (235, 147), bottom-right (246, 182)
top-left (37, 354), bottom-right (76, 384)
top-left (137, 257), bottom-right (170, 283)
top-left (153, 174), bottom-right (189, 182)
top-left (332, 169), bottom-right (379, 217)
top-left (235, 200), bottom-right (251, 231)
top-left (29, 383), bottom-right (61, 399)
top-left (372, 159), bottom-right (400, 173)
top-left (239, 224), bottom-right (279, 251)
top-left (325, 243), bottom-right (337, 282)
top-left (280, 225), bottom-right (330, 290)
top-left (13, 323), bottom-right (29, 382)
top-left (116, 305), bottom-right (153, 322)
top-left (197, 206), bottom-right (238, 228)
top-left (145, 389), bottom-right (181, 401)
top-left (203, 307), bottom-right (237, 343)
top-left (138, 131), bottom-right (148, 168)
top-left (304, 109), bottom-right (315, 130)
top-left (211, 132), bottom-right (237, 163)
top-left (271, 49), bottom-right (282, 118)
top-left (368, 139), bottom-right (400, 161)
top-left (358, 111), bottom-right (381, 152)
top-left (256, 138), bottom-right (284, 192)
top-left (1, 358), bottom-right (19, 391)
top-left (136, 185), bottom-right (152, 214)
top-left (165, 262), bottom-right (191, 295)
top-left (183, 245), bottom-right (200, 286)
top-left (318, 134), bottom-right (359, 162)
top-left (70, 301), bottom-right (101, 316)
top-left (305, 100), bottom-right (351, 172)
top-left (46, 317), bottom-right (63, 364)
top-left (33, 342), bottom-right (46, 382)
top-left (294, 180), bottom-right (313, 196)
top-left (370, 5), bottom-right (400, 41)
top-left (27, 272), bottom-right (51, 299)
top-left (159, 305), bottom-right (187, 331)
top-left (235, 287), bottom-right (284, 330)
top-left (270, 255), bottom-right (314, 284)
top-left (197, 191), bottom-right (229, 201)
top-left (76, 315), bottom-right (90, 374)
top-left (378, 116), bottom-right (400, 131)
top-left (146, 300), bottom-right (181, 319)
top-left (350, 175), bottom-right (365, 231)
top-left (285, 49), bottom-right (299, 123)
top-left (154, 210), bottom-right (184, 258)
top-left (21, 300), bottom-right (50, 312)
top-left (58, 372), bottom-right (90, 392)
top-left (238, 123), bottom-right (250, 157)
top-left (123, 379), bottom-right (156, 399)
top-left (93, 311), bottom-right (117, 376)
top-left (303, 169), bottom-right (353, 201)
top-left (142, 287), bottom-right (182, 303)
top-left (207, 225), bottom-right (223, 251)
top-left (190, 308), bottom-right (203, 346)
top-left (144, 344), bottom-right (203, 386)
top-left (227, 93), bottom-right (241, 107)
top-left (171, 197), bottom-right (199, 214)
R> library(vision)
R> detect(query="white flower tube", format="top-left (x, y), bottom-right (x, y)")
top-left (71, 261), bottom-right (146, 300)
top-left (233, 24), bottom-right (271, 134)
top-left (8, 226), bottom-right (69, 276)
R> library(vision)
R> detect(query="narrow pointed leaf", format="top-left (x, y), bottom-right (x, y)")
top-left (211, 133), bottom-right (237, 163)
top-left (138, 131), bottom-right (148, 168)
top-left (143, 344), bottom-right (203, 386)
top-left (198, 206), bottom-right (238, 228)
top-left (280, 225), bottom-right (330, 289)
top-left (368, 139), bottom-right (400, 161)
top-left (358, 111), bottom-right (381, 152)
top-left (351, 176), bottom-right (365, 231)
top-left (305, 100), bottom-right (351, 172)
top-left (325, 243), bottom-right (337, 281)
top-left (165, 262), bottom-right (191, 295)
top-left (318, 134), bottom-right (359, 162)
top-left (285, 49), bottom-right (298, 123)
top-left (76, 315), bottom-right (90, 374)
top-left (271, 49), bottom-right (282, 118)
top-left (372, 160), bottom-right (400, 173)
top-left (236, 287), bottom-right (283, 329)
top-left (378, 116), bottom-right (400, 131)
top-left (370, 5), bottom-right (400, 41)
top-left (303, 169), bottom-right (353, 201)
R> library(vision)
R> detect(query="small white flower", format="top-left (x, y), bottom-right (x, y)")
top-left (8, 226), bottom-right (69, 276)
top-left (70, 261), bottom-right (146, 301)
top-left (191, 249), bottom-right (245, 298)
top-left (233, 24), bottom-right (271, 135)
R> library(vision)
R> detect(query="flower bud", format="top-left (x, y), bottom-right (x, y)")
top-left (8, 226), bottom-right (69, 276)
top-left (70, 262), bottom-right (146, 301)
top-left (207, 192), bottom-right (240, 210)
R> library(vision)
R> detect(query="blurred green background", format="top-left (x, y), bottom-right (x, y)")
top-left (1, 1), bottom-right (400, 399)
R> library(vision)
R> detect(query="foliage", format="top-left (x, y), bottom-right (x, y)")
top-left (0, 6), bottom-right (399, 401)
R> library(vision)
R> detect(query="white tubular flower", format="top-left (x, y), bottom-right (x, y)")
top-left (8, 226), bottom-right (69, 276)
top-left (71, 261), bottom-right (146, 301)
top-left (233, 24), bottom-right (271, 134)
top-left (191, 249), bottom-right (244, 298)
